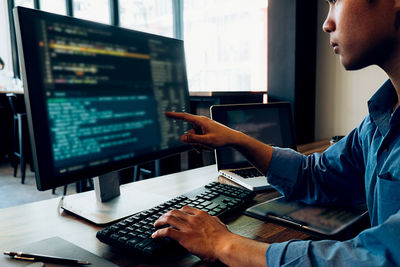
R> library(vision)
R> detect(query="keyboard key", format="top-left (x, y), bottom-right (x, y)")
top-left (127, 232), bottom-right (138, 238)
top-left (138, 234), bottom-right (148, 239)
top-left (135, 238), bottom-right (153, 250)
top-left (100, 229), bottom-right (113, 236)
top-left (127, 237), bottom-right (143, 247)
top-left (214, 207), bottom-right (223, 213)
top-left (207, 203), bottom-right (220, 210)
top-left (110, 233), bottom-right (121, 241)
top-left (119, 236), bottom-right (130, 243)
top-left (110, 225), bottom-right (121, 232)
top-left (143, 241), bottom-right (161, 255)
top-left (208, 210), bottom-right (218, 216)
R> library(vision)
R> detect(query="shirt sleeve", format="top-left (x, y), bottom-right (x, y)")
top-left (266, 209), bottom-right (400, 267)
top-left (266, 121), bottom-right (366, 206)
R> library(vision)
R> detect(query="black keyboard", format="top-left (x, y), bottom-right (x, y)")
top-left (96, 181), bottom-right (255, 257)
top-left (231, 167), bottom-right (263, 178)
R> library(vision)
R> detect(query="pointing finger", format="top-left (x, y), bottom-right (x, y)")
top-left (165, 112), bottom-right (200, 125)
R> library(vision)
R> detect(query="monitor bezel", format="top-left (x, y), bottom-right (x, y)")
top-left (14, 7), bottom-right (191, 191)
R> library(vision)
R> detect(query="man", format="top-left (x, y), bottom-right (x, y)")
top-left (0, 57), bottom-right (4, 70)
top-left (152, 0), bottom-right (400, 266)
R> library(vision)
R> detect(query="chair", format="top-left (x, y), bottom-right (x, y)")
top-left (133, 159), bottom-right (160, 182)
top-left (52, 179), bottom-right (94, 196)
top-left (6, 93), bottom-right (31, 183)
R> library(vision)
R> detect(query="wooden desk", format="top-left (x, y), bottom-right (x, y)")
top-left (297, 139), bottom-right (331, 155)
top-left (0, 165), bottom-right (312, 266)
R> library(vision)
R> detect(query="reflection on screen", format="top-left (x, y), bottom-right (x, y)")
top-left (36, 19), bottom-right (190, 174)
top-left (217, 106), bottom-right (292, 167)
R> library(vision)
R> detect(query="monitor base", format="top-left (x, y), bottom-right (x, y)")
top-left (61, 184), bottom-right (168, 225)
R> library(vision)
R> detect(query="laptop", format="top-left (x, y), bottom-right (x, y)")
top-left (210, 102), bottom-right (297, 191)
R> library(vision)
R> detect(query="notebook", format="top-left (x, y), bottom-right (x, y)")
top-left (210, 102), bottom-right (297, 191)
top-left (1, 237), bottom-right (117, 267)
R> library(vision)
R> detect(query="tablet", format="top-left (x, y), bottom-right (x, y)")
top-left (245, 196), bottom-right (368, 237)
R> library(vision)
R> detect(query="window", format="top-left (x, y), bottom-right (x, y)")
top-left (183, 0), bottom-right (268, 92)
top-left (6, 0), bottom-right (269, 93)
top-left (0, 1), bottom-right (13, 84)
top-left (40, 0), bottom-right (67, 15)
top-left (13, 0), bottom-right (34, 8)
top-left (7, 0), bottom-right (36, 78)
top-left (119, 0), bottom-right (174, 38)
top-left (73, 0), bottom-right (110, 24)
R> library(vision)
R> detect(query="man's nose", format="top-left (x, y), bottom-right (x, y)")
top-left (323, 12), bottom-right (335, 33)
top-left (323, 19), bottom-right (335, 33)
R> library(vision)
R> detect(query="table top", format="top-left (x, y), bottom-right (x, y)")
top-left (0, 89), bottom-right (23, 95)
top-left (0, 165), bottom-right (314, 266)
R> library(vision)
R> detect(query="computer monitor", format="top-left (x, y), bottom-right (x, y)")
top-left (14, 7), bottom-right (191, 224)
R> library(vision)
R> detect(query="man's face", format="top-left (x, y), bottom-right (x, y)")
top-left (323, 0), bottom-right (399, 70)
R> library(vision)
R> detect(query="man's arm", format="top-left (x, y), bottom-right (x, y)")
top-left (266, 209), bottom-right (400, 267)
top-left (266, 123), bottom-right (366, 205)
top-left (166, 111), bottom-right (366, 205)
top-left (165, 112), bottom-right (273, 174)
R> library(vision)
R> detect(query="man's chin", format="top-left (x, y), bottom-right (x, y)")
top-left (341, 56), bottom-right (369, 71)
top-left (343, 63), bottom-right (361, 71)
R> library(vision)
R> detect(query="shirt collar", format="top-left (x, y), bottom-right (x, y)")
top-left (368, 79), bottom-right (399, 136)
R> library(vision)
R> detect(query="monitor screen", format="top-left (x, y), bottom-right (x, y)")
top-left (14, 7), bottom-right (191, 191)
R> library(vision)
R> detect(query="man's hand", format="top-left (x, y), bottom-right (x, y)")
top-left (165, 112), bottom-right (240, 150)
top-left (152, 205), bottom-right (233, 262)
top-left (152, 206), bottom-right (269, 266)
top-left (165, 111), bottom-right (274, 175)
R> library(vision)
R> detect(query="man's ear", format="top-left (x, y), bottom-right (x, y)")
top-left (395, 0), bottom-right (400, 8)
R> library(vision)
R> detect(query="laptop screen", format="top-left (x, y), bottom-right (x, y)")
top-left (211, 103), bottom-right (297, 170)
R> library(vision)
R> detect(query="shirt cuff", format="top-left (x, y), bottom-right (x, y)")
top-left (266, 240), bottom-right (311, 267)
top-left (266, 147), bottom-right (304, 196)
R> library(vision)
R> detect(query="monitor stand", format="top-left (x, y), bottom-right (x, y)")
top-left (61, 172), bottom-right (168, 225)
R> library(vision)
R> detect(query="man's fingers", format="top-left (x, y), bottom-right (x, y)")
top-left (181, 205), bottom-right (202, 215)
top-left (183, 132), bottom-right (209, 144)
top-left (152, 226), bottom-right (181, 240)
top-left (182, 135), bottom-right (214, 151)
top-left (154, 209), bottom-right (189, 229)
top-left (165, 112), bottom-right (199, 124)
top-left (186, 128), bottom-right (196, 135)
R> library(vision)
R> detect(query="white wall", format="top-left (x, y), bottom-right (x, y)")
top-left (314, 2), bottom-right (388, 140)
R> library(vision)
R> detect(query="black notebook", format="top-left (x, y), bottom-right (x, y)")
top-left (1, 237), bottom-right (117, 267)
top-left (245, 196), bottom-right (368, 238)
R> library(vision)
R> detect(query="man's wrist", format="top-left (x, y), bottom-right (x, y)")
top-left (230, 130), bottom-right (249, 149)
top-left (214, 232), bottom-right (239, 264)
top-left (215, 233), bottom-right (270, 267)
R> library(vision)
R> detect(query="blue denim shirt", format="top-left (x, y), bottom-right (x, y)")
top-left (265, 80), bottom-right (400, 266)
